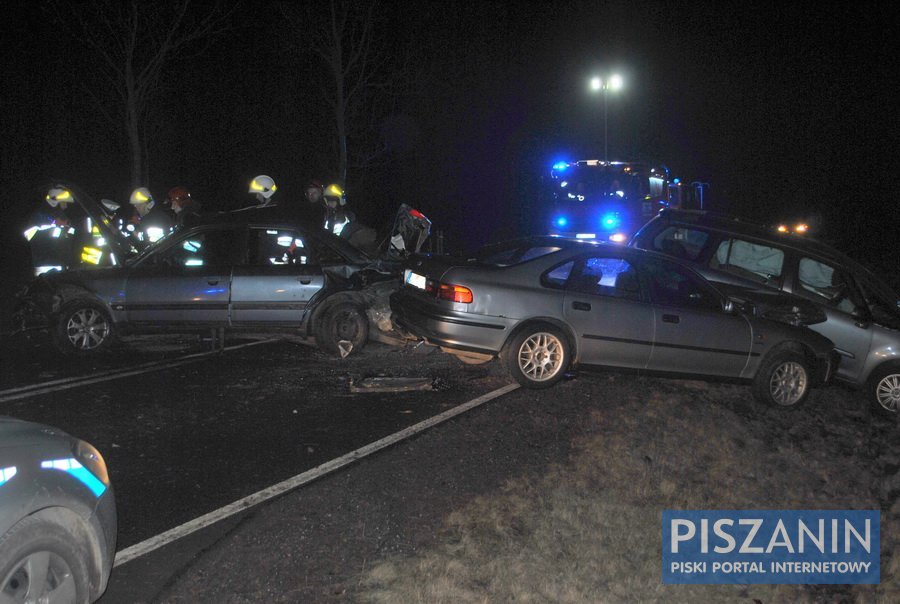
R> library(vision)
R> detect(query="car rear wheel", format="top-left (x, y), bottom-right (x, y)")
top-left (504, 325), bottom-right (569, 389)
top-left (752, 348), bottom-right (811, 406)
top-left (53, 300), bottom-right (115, 355)
top-left (315, 301), bottom-right (369, 357)
top-left (868, 364), bottom-right (900, 415)
top-left (0, 515), bottom-right (91, 604)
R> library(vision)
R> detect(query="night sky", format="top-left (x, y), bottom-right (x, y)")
top-left (1, 1), bottom-right (897, 282)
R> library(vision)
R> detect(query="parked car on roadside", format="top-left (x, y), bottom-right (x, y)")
top-left (630, 209), bottom-right (900, 414)
top-left (391, 237), bottom-right (837, 406)
top-left (14, 188), bottom-right (430, 357)
top-left (0, 417), bottom-right (116, 603)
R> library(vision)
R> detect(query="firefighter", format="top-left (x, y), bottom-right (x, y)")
top-left (166, 185), bottom-right (202, 228)
top-left (322, 183), bottom-right (353, 236)
top-left (248, 174), bottom-right (277, 206)
top-left (23, 186), bottom-right (81, 275)
top-left (128, 187), bottom-right (174, 245)
top-left (321, 183), bottom-right (378, 253)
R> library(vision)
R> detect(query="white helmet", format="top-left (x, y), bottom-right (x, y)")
top-left (129, 187), bottom-right (153, 205)
top-left (249, 175), bottom-right (277, 200)
top-left (46, 186), bottom-right (73, 208)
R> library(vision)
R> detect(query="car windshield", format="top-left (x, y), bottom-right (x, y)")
top-left (470, 241), bottom-right (563, 266)
top-left (126, 228), bottom-right (180, 265)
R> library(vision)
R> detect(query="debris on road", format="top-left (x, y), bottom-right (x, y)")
top-left (349, 377), bottom-right (435, 393)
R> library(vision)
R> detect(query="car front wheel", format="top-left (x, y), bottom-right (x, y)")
top-left (752, 348), bottom-right (811, 406)
top-left (315, 301), bottom-right (369, 357)
top-left (504, 325), bottom-right (570, 389)
top-left (868, 364), bottom-right (900, 415)
top-left (0, 515), bottom-right (92, 604)
top-left (53, 300), bottom-right (115, 355)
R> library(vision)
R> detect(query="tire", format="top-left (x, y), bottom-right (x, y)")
top-left (0, 515), bottom-right (92, 604)
top-left (752, 348), bottom-right (812, 406)
top-left (314, 301), bottom-right (369, 356)
top-left (504, 324), bottom-right (570, 389)
top-left (52, 300), bottom-right (116, 355)
top-left (867, 364), bottom-right (900, 415)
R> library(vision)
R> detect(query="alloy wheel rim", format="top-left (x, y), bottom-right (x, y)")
top-left (875, 373), bottom-right (900, 413)
top-left (518, 332), bottom-right (564, 382)
top-left (769, 361), bottom-right (807, 405)
top-left (1, 551), bottom-right (78, 604)
top-left (66, 308), bottom-right (110, 350)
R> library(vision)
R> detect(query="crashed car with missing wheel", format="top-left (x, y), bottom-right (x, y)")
top-left (391, 237), bottom-right (837, 405)
top-left (13, 184), bottom-right (431, 356)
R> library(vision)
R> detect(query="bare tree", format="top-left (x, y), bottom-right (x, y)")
top-left (284, 0), bottom-right (417, 185)
top-left (47, 0), bottom-right (234, 187)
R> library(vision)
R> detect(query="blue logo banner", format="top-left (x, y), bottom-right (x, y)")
top-left (662, 510), bottom-right (879, 584)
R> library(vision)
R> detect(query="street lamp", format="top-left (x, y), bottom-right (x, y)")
top-left (589, 74), bottom-right (624, 162)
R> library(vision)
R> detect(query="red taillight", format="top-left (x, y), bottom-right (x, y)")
top-left (437, 283), bottom-right (473, 304)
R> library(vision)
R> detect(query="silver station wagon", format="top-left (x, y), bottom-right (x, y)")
top-left (391, 237), bottom-right (836, 406)
top-left (631, 209), bottom-right (900, 414)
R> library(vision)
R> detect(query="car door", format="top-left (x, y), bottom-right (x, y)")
top-left (786, 254), bottom-right (873, 382)
top-left (229, 226), bottom-right (326, 325)
top-left (124, 226), bottom-right (237, 326)
top-left (641, 256), bottom-right (754, 378)
top-left (561, 253), bottom-right (654, 369)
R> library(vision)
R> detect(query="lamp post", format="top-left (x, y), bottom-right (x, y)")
top-left (590, 74), bottom-right (624, 162)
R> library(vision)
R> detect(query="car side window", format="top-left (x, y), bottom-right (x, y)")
top-left (708, 237), bottom-right (784, 284)
top-left (155, 228), bottom-right (236, 267)
top-left (651, 226), bottom-right (710, 261)
top-left (642, 258), bottom-right (720, 309)
top-left (567, 256), bottom-right (641, 301)
top-left (542, 261), bottom-right (574, 289)
top-left (797, 257), bottom-right (862, 314)
top-left (248, 228), bottom-right (316, 266)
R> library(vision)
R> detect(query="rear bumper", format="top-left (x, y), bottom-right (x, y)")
top-left (390, 289), bottom-right (511, 355)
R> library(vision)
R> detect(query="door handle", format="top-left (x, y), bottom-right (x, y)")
top-left (298, 277), bottom-right (312, 285)
top-left (572, 301), bottom-right (591, 311)
top-left (662, 314), bottom-right (680, 324)
top-left (207, 279), bottom-right (219, 285)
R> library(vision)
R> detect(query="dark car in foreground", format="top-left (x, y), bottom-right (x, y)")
top-left (391, 238), bottom-right (836, 406)
top-left (1, 417), bottom-right (116, 603)
top-left (15, 202), bottom-right (428, 357)
top-left (631, 209), bottom-right (900, 414)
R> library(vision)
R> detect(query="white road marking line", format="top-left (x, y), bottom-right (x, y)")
top-left (0, 339), bottom-right (279, 403)
top-left (113, 382), bottom-right (521, 567)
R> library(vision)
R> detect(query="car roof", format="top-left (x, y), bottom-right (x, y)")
top-left (651, 209), bottom-right (871, 275)
top-left (153, 205), bottom-right (373, 265)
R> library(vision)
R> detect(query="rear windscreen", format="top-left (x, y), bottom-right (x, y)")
top-left (472, 242), bottom-right (562, 267)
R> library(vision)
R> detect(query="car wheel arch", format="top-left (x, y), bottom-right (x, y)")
top-left (501, 318), bottom-right (578, 363)
top-left (865, 359), bottom-right (900, 415)
top-left (13, 506), bottom-right (105, 598)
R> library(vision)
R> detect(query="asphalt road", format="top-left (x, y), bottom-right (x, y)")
top-left (0, 333), bottom-right (507, 552)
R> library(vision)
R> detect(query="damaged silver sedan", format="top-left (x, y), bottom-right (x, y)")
top-left (15, 201), bottom-right (429, 357)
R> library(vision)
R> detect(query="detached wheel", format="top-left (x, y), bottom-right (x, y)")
top-left (868, 364), bottom-right (900, 415)
top-left (504, 325), bottom-right (569, 389)
top-left (315, 301), bottom-right (369, 356)
top-left (0, 515), bottom-right (91, 604)
top-left (53, 300), bottom-right (115, 355)
top-left (752, 348), bottom-right (811, 406)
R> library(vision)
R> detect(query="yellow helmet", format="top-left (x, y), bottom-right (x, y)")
top-left (46, 186), bottom-right (73, 208)
top-left (323, 183), bottom-right (345, 206)
top-left (129, 187), bottom-right (153, 205)
top-left (249, 175), bottom-right (277, 199)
